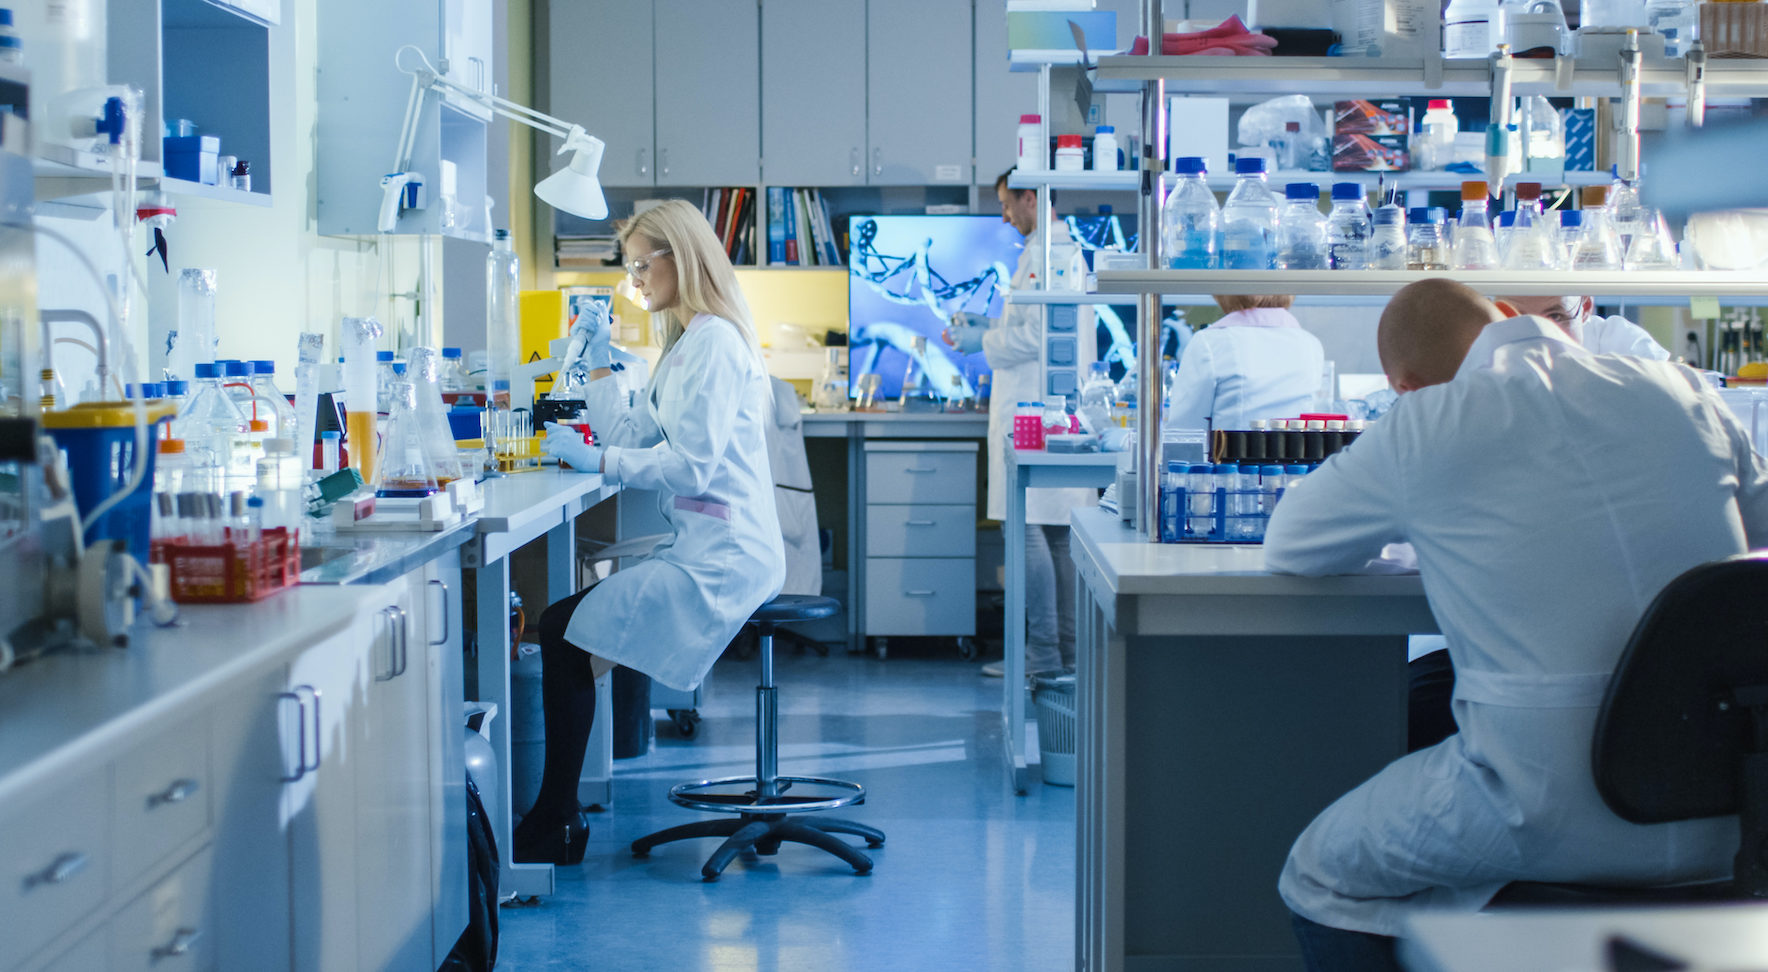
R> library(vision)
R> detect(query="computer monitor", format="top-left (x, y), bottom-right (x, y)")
top-left (846, 215), bottom-right (1020, 402)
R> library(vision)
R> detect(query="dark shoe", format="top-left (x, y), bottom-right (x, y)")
top-left (513, 808), bottom-right (590, 865)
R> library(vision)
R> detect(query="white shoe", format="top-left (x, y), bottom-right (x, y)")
top-left (980, 661), bottom-right (1005, 677)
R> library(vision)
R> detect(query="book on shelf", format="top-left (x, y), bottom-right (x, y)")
top-left (783, 187), bottom-right (799, 265)
top-left (556, 235), bottom-right (619, 270)
top-left (767, 187), bottom-right (786, 265)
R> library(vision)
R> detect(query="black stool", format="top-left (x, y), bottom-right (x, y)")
top-left (631, 595), bottom-right (885, 880)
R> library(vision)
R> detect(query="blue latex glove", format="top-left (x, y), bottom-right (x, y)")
top-left (943, 315), bottom-right (987, 355)
top-left (543, 422), bottom-right (605, 473)
top-left (570, 299), bottom-right (613, 371)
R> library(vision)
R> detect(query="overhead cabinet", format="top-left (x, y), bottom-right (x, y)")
top-left (548, 0), bottom-right (759, 188)
top-left (761, 0), bottom-right (973, 187)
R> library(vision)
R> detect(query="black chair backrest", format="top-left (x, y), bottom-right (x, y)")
top-left (1593, 551), bottom-right (1768, 824)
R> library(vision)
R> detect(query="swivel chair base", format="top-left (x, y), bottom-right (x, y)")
top-left (631, 809), bottom-right (885, 881)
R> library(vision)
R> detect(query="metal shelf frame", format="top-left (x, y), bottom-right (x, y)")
top-left (1095, 269), bottom-right (1768, 299)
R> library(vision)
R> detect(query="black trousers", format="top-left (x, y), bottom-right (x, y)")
top-left (522, 585), bottom-right (599, 825)
top-left (1407, 648), bottom-right (1458, 753)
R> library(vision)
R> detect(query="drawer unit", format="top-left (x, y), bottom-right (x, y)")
top-left (0, 770), bottom-right (112, 969)
top-left (865, 557), bottom-right (976, 636)
top-left (866, 504), bottom-right (977, 558)
top-left (865, 449), bottom-right (977, 505)
top-left (112, 716), bottom-right (212, 895)
top-left (109, 847), bottom-right (214, 972)
top-left (37, 934), bottom-right (107, 972)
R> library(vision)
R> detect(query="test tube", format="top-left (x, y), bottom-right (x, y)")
top-left (1235, 461), bottom-right (1260, 540)
top-left (245, 496), bottom-right (264, 546)
top-left (1265, 421), bottom-right (1289, 461)
top-left (230, 492), bottom-right (248, 544)
top-left (321, 430), bottom-right (340, 473)
top-left (1186, 463), bottom-right (1213, 538)
top-left (1284, 420), bottom-right (1306, 461)
top-left (1285, 463), bottom-right (1309, 495)
top-left (1260, 464), bottom-right (1284, 527)
top-left (1210, 463), bottom-right (1235, 541)
top-left (1323, 419), bottom-right (1346, 457)
top-left (1303, 420), bottom-right (1327, 462)
top-left (1243, 423), bottom-right (1267, 462)
top-left (1162, 461), bottom-right (1183, 542)
top-left (1344, 419), bottom-right (1366, 447)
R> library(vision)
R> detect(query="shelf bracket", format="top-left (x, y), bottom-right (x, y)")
top-left (1686, 42), bottom-right (1708, 129)
top-left (1618, 29), bottom-right (1644, 182)
top-left (1424, 53), bottom-right (1443, 90)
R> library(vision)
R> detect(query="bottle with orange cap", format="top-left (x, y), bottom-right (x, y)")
top-left (1451, 181), bottom-right (1500, 270)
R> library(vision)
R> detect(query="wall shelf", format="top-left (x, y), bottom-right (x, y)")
top-left (1009, 169), bottom-right (1614, 192)
top-left (1095, 269), bottom-right (1768, 299)
top-left (160, 177), bottom-right (273, 207)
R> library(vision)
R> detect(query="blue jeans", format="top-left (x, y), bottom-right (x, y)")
top-left (1290, 912), bottom-right (1402, 972)
top-left (1023, 524), bottom-right (1075, 673)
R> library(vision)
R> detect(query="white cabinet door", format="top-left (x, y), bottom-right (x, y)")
top-left (285, 623), bottom-right (366, 972)
top-left (867, 0), bottom-right (973, 185)
top-left (208, 662), bottom-right (295, 972)
top-left (424, 558), bottom-right (468, 964)
top-left (442, 0), bottom-right (495, 114)
top-left (973, 0), bottom-right (1038, 186)
top-left (550, 0), bottom-right (656, 186)
top-left (654, 0), bottom-right (759, 186)
top-left (211, 0), bottom-right (282, 25)
top-left (354, 580), bottom-right (436, 972)
top-left (760, 0), bottom-right (867, 187)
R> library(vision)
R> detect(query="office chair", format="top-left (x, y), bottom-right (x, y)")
top-left (1489, 551), bottom-right (1768, 907)
top-left (631, 595), bottom-right (885, 880)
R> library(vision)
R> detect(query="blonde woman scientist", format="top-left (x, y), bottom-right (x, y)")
top-left (518, 199), bottom-right (787, 863)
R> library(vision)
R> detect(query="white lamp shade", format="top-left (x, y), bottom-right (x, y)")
top-left (535, 136), bottom-right (608, 220)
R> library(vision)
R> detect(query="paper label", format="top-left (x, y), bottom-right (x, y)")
top-left (934, 164), bottom-right (962, 181)
top-left (1690, 296), bottom-right (1721, 320)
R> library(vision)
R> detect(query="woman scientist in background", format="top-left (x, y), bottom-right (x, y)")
top-left (519, 199), bottom-right (786, 863)
top-left (1164, 294), bottom-right (1325, 432)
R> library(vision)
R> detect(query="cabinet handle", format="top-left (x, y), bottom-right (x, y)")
top-left (23, 851), bottom-right (88, 890)
top-left (904, 590), bottom-right (936, 597)
top-left (905, 519), bottom-right (936, 526)
top-left (659, 147), bottom-right (669, 178)
top-left (429, 578), bottom-right (450, 646)
top-left (375, 607), bottom-right (399, 682)
top-left (851, 147), bottom-right (861, 178)
top-left (873, 147), bottom-right (882, 177)
top-left (394, 605), bottom-right (410, 677)
top-left (468, 55), bottom-right (485, 93)
top-left (151, 927), bottom-right (203, 961)
top-left (637, 148), bottom-right (648, 177)
top-left (294, 685), bottom-right (321, 773)
top-left (904, 466), bottom-right (937, 473)
top-left (277, 691), bottom-right (306, 783)
top-left (148, 778), bottom-right (200, 809)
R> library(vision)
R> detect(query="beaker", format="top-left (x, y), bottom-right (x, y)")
top-left (375, 381), bottom-right (441, 498)
top-left (408, 346), bottom-right (467, 484)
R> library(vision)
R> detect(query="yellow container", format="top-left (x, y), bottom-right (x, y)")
top-left (519, 290), bottom-right (566, 395)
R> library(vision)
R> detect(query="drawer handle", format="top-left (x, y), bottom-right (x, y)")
top-left (24, 852), bottom-right (88, 890)
top-left (904, 519), bottom-right (937, 526)
top-left (151, 927), bottom-right (203, 961)
top-left (904, 590), bottom-right (936, 597)
top-left (904, 467), bottom-right (938, 473)
top-left (149, 778), bottom-right (200, 809)
top-left (278, 691), bottom-right (306, 783)
top-left (429, 578), bottom-right (451, 646)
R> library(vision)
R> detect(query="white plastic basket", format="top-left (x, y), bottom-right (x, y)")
top-left (1032, 672), bottom-right (1078, 787)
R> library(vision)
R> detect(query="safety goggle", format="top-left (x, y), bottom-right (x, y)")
top-left (624, 248), bottom-right (671, 279)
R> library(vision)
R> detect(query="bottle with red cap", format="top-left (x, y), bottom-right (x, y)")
top-left (1451, 181), bottom-right (1500, 270)
top-left (1054, 134), bottom-right (1085, 172)
top-left (1017, 114), bottom-right (1043, 171)
top-left (1502, 182), bottom-right (1559, 270)
top-left (1418, 100), bottom-right (1459, 171)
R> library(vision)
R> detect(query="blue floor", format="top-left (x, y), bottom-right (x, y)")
top-left (495, 649), bottom-right (1076, 972)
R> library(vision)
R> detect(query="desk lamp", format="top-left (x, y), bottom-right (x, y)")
top-left (381, 45), bottom-right (608, 232)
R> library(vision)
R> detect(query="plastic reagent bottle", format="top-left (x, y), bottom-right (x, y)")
top-left (1451, 181), bottom-right (1500, 270)
top-left (1571, 184), bottom-right (1625, 271)
top-left (1220, 157), bottom-right (1280, 271)
top-left (249, 359), bottom-right (299, 444)
top-left (1406, 207), bottom-right (1449, 270)
top-left (1417, 100), bottom-right (1459, 171)
top-left (1443, 0), bottom-right (1500, 57)
top-left (1276, 183), bottom-right (1329, 270)
top-left (1163, 157), bottom-right (1220, 270)
top-left (1091, 125), bottom-right (1120, 172)
top-left (177, 361), bottom-right (247, 493)
top-left (440, 347), bottom-right (468, 392)
top-left (1369, 205), bottom-right (1408, 270)
top-left (1325, 182), bottom-right (1372, 270)
top-left (1502, 182), bottom-right (1558, 270)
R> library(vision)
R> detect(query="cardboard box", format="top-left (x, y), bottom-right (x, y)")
top-left (1334, 100), bottom-right (1410, 137)
top-left (1333, 133), bottom-right (1410, 172)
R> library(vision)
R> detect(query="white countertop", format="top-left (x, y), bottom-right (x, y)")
top-left (473, 468), bottom-right (617, 535)
top-left (0, 585), bottom-right (385, 804)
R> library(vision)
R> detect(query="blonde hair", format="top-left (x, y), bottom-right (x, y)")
top-left (618, 200), bottom-right (762, 364)
top-left (1213, 294), bottom-right (1295, 313)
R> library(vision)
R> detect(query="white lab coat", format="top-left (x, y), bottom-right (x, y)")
top-left (567, 314), bottom-right (787, 691)
top-left (1265, 316), bottom-right (1768, 936)
top-left (983, 220), bottom-right (1099, 524)
top-left (765, 377), bottom-right (821, 596)
top-left (1163, 307), bottom-right (1325, 432)
top-left (1573, 313), bottom-right (1671, 360)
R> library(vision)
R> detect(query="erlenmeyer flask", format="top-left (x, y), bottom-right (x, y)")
top-left (374, 381), bottom-right (441, 498)
top-left (1624, 209), bottom-right (1679, 270)
top-left (407, 347), bottom-right (467, 485)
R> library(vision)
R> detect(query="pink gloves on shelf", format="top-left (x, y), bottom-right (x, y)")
top-left (1127, 17), bottom-right (1278, 57)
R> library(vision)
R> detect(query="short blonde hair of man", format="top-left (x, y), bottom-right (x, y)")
top-left (1214, 294), bottom-right (1296, 314)
top-left (1377, 278), bottom-right (1504, 391)
top-left (618, 199), bottom-right (763, 364)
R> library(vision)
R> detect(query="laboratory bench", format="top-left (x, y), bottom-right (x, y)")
top-left (1067, 508), bottom-right (1439, 972)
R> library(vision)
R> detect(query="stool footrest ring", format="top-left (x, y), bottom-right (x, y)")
top-left (667, 775), bottom-right (865, 815)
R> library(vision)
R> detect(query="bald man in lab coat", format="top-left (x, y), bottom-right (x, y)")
top-left (1264, 278), bottom-right (1768, 971)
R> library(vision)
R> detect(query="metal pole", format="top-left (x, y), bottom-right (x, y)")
top-left (1686, 42), bottom-right (1707, 129)
top-left (1619, 29), bottom-right (1644, 182)
top-left (1135, 0), bottom-right (1165, 541)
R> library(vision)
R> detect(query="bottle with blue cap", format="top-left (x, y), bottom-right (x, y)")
top-left (440, 347), bottom-right (469, 392)
top-left (1162, 157), bottom-right (1219, 270)
top-left (1091, 125), bottom-right (1120, 172)
top-left (1325, 183), bottom-right (1372, 270)
top-left (1221, 157), bottom-right (1279, 270)
top-left (247, 358), bottom-right (299, 445)
top-left (0, 9), bottom-right (22, 66)
top-left (1406, 207), bottom-right (1449, 270)
top-left (1276, 183), bottom-right (1328, 270)
top-left (1370, 204), bottom-right (1407, 270)
top-left (173, 361), bottom-right (247, 494)
top-left (376, 350), bottom-right (398, 413)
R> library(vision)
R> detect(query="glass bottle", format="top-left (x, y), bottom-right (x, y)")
top-left (1406, 207), bottom-right (1449, 271)
top-left (1163, 157), bottom-right (1220, 270)
top-left (1369, 205), bottom-right (1408, 270)
top-left (1275, 183), bottom-right (1329, 270)
top-left (1451, 181), bottom-right (1500, 270)
top-left (175, 361), bottom-right (247, 495)
top-left (1571, 185), bottom-right (1625, 270)
top-left (486, 229), bottom-right (521, 410)
top-left (1502, 182), bottom-right (1558, 271)
top-left (1324, 183), bottom-right (1372, 270)
top-left (1220, 157), bottom-right (1280, 270)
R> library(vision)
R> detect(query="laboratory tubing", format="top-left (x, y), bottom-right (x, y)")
top-left (1406, 207), bottom-right (1449, 271)
top-left (1016, 114), bottom-right (1043, 171)
top-left (1571, 185), bottom-right (1625, 270)
top-left (1370, 205), bottom-right (1408, 270)
top-left (1054, 135), bottom-right (1085, 172)
top-left (1221, 157), bottom-right (1279, 271)
top-left (1276, 183), bottom-right (1329, 271)
top-left (1091, 125), bottom-right (1120, 172)
top-left (1452, 182), bottom-right (1500, 270)
top-left (1325, 183), bottom-right (1372, 270)
top-left (487, 229), bottom-right (521, 409)
top-left (1013, 402), bottom-right (1045, 450)
top-left (1163, 157), bottom-right (1220, 270)
top-left (320, 430), bottom-right (340, 473)
top-left (1502, 182), bottom-right (1557, 271)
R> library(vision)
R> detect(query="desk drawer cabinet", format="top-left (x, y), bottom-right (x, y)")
top-left (0, 770), bottom-right (111, 969)
top-left (862, 442), bottom-right (978, 643)
top-left (109, 846), bottom-right (214, 972)
top-left (112, 716), bottom-right (211, 896)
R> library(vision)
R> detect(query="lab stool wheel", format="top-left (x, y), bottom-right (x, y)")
top-left (872, 636), bottom-right (889, 660)
top-left (668, 708), bottom-right (701, 739)
top-left (956, 636), bottom-right (978, 661)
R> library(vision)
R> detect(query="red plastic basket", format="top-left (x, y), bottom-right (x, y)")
top-left (153, 528), bottom-right (300, 604)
